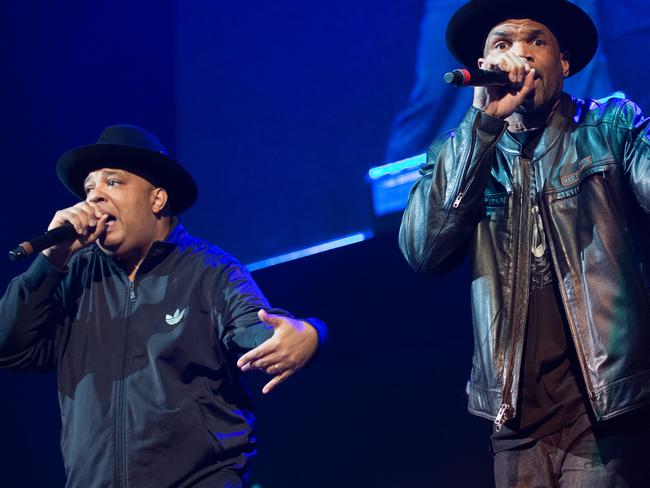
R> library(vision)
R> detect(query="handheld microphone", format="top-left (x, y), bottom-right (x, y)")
top-left (444, 68), bottom-right (510, 87)
top-left (8, 223), bottom-right (78, 261)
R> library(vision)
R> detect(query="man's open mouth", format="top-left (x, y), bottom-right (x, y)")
top-left (104, 215), bottom-right (117, 229)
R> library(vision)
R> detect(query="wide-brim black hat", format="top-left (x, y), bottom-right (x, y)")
top-left (446, 0), bottom-right (598, 77)
top-left (57, 124), bottom-right (198, 215)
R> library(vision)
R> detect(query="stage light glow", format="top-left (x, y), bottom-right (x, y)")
top-left (246, 231), bottom-right (373, 271)
top-left (367, 153), bottom-right (426, 180)
top-left (367, 154), bottom-right (426, 216)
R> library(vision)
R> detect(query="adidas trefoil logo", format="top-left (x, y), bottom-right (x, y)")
top-left (165, 308), bottom-right (187, 326)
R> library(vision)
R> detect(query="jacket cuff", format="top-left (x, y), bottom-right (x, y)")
top-left (21, 253), bottom-right (68, 291)
top-left (474, 108), bottom-right (509, 135)
top-left (303, 317), bottom-right (328, 358)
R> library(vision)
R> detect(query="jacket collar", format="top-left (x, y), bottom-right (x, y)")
top-left (95, 218), bottom-right (189, 275)
top-left (137, 219), bottom-right (190, 273)
top-left (497, 93), bottom-right (575, 161)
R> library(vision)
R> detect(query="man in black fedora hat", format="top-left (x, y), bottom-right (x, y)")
top-left (0, 124), bottom-right (327, 487)
top-left (399, 0), bottom-right (650, 485)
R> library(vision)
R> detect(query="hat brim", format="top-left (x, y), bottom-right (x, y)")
top-left (56, 143), bottom-right (198, 215)
top-left (446, 0), bottom-right (598, 77)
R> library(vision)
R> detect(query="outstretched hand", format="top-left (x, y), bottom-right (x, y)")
top-left (237, 309), bottom-right (318, 394)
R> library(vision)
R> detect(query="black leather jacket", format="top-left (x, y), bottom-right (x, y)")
top-left (399, 93), bottom-right (650, 429)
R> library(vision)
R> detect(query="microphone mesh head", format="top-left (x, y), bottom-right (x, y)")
top-left (443, 70), bottom-right (466, 86)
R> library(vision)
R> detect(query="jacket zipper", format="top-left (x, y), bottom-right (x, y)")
top-left (115, 280), bottom-right (136, 488)
top-left (452, 119), bottom-right (508, 209)
top-left (494, 403), bottom-right (510, 432)
top-left (495, 155), bottom-right (532, 432)
top-left (451, 125), bottom-right (477, 209)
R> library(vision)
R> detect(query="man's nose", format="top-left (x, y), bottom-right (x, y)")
top-left (86, 188), bottom-right (106, 203)
top-left (510, 42), bottom-right (533, 61)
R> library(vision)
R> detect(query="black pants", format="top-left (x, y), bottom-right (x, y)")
top-left (181, 449), bottom-right (252, 487)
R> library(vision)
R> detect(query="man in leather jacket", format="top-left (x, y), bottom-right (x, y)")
top-left (399, 0), bottom-right (650, 485)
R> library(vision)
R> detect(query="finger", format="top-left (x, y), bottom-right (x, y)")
top-left (86, 214), bottom-right (109, 243)
top-left (501, 53), bottom-right (523, 84)
top-left (263, 362), bottom-right (284, 376)
top-left (237, 341), bottom-right (275, 369)
top-left (71, 210), bottom-right (93, 236)
top-left (510, 54), bottom-right (530, 84)
top-left (506, 54), bottom-right (524, 84)
top-left (481, 55), bottom-right (501, 71)
top-left (250, 355), bottom-right (277, 370)
top-left (493, 54), bottom-right (522, 85)
top-left (257, 309), bottom-right (287, 329)
top-left (239, 361), bottom-right (254, 372)
top-left (518, 68), bottom-right (536, 97)
top-left (64, 203), bottom-right (99, 235)
top-left (82, 201), bottom-right (105, 219)
top-left (52, 209), bottom-right (87, 235)
top-left (50, 206), bottom-right (90, 232)
top-left (47, 209), bottom-right (70, 230)
top-left (483, 54), bottom-right (512, 73)
top-left (249, 353), bottom-right (282, 371)
top-left (75, 202), bottom-right (101, 228)
top-left (262, 369), bottom-right (293, 395)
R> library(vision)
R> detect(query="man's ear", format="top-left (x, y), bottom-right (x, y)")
top-left (561, 51), bottom-right (571, 78)
top-left (151, 187), bottom-right (169, 215)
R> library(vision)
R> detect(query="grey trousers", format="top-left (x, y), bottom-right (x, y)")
top-left (493, 413), bottom-right (650, 488)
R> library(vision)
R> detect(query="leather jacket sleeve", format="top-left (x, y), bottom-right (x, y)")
top-left (399, 106), bottom-right (507, 273)
top-left (616, 100), bottom-right (650, 213)
top-left (0, 254), bottom-right (67, 370)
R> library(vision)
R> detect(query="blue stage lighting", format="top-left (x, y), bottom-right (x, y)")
top-left (367, 154), bottom-right (426, 217)
top-left (246, 231), bottom-right (373, 271)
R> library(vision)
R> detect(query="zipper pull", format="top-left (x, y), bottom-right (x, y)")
top-left (452, 192), bottom-right (464, 208)
top-left (128, 281), bottom-right (136, 303)
top-left (494, 403), bottom-right (510, 432)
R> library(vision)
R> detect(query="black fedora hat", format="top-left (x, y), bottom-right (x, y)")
top-left (446, 0), bottom-right (598, 77)
top-left (56, 124), bottom-right (198, 215)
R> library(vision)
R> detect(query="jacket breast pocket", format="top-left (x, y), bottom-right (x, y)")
top-left (544, 163), bottom-right (626, 237)
top-left (547, 161), bottom-right (617, 200)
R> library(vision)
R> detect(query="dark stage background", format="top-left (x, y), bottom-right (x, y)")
top-left (0, 1), bottom-right (648, 486)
